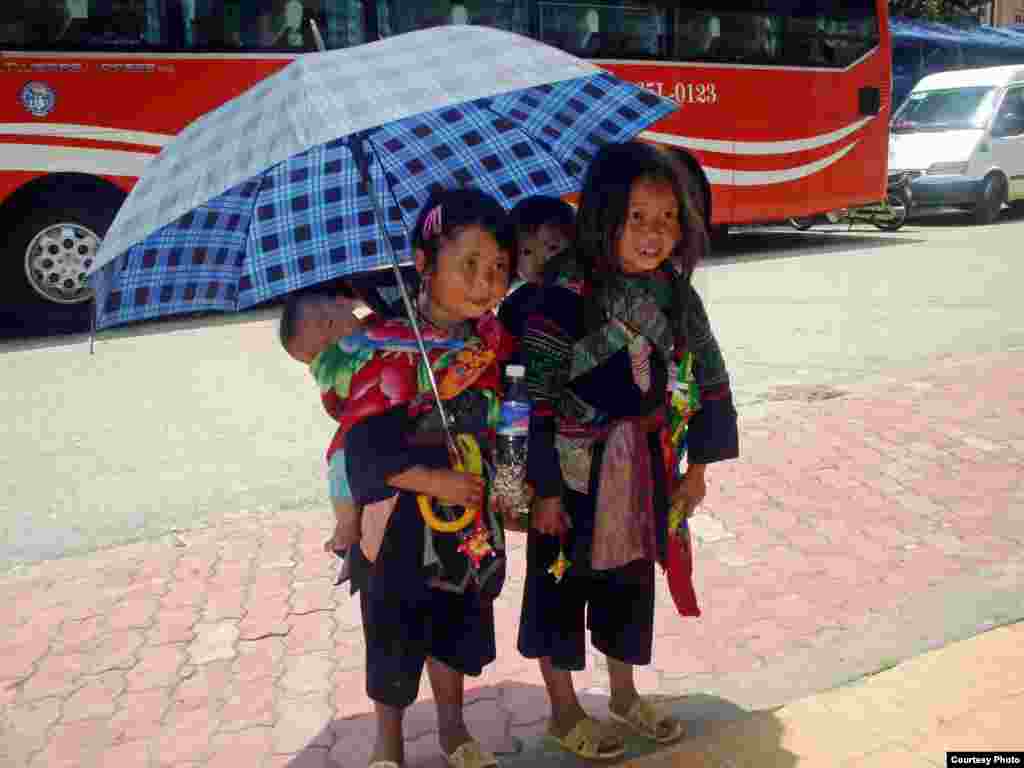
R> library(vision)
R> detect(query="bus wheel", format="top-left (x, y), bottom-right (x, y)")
top-left (974, 173), bottom-right (1006, 225)
top-left (4, 206), bottom-right (116, 330)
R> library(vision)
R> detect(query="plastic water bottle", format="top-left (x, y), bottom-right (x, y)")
top-left (495, 365), bottom-right (531, 523)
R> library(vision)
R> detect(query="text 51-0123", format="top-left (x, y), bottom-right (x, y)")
top-left (639, 81), bottom-right (719, 104)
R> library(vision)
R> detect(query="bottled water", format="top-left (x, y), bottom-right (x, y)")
top-left (494, 365), bottom-right (531, 523)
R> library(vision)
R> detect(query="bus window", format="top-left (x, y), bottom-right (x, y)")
top-left (533, 2), bottom-right (671, 59)
top-left (13, 0), bottom-right (151, 48)
top-left (180, 1), bottom-right (366, 51)
top-left (375, 0), bottom-right (529, 38)
top-left (782, 5), bottom-right (879, 67)
top-left (666, 1), bottom-right (877, 68)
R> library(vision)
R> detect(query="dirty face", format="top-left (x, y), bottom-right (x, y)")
top-left (417, 225), bottom-right (511, 327)
top-left (616, 178), bottom-right (682, 275)
top-left (517, 223), bottom-right (569, 283)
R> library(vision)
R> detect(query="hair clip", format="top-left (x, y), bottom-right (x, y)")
top-left (422, 205), bottom-right (443, 238)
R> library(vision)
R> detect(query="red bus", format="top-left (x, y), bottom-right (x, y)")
top-left (1, 1), bottom-right (890, 319)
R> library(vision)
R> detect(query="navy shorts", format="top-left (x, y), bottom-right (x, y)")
top-left (516, 490), bottom-right (655, 672)
top-left (357, 502), bottom-right (497, 709)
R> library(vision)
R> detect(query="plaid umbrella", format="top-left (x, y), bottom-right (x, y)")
top-left (87, 25), bottom-right (676, 330)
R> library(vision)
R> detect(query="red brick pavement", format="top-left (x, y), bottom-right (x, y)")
top-left (1, 350), bottom-right (1022, 767)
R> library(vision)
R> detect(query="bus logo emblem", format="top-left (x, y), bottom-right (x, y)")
top-left (20, 81), bottom-right (57, 117)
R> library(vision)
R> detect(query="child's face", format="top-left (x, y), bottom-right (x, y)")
top-left (287, 296), bottom-right (362, 364)
top-left (417, 225), bottom-right (511, 326)
top-left (518, 223), bottom-right (569, 283)
top-left (616, 178), bottom-right (682, 275)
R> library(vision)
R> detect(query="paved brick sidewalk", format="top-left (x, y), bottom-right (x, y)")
top-left (624, 621), bottom-right (1024, 767)
top-left (1, 350), bottom-right (1022, 768)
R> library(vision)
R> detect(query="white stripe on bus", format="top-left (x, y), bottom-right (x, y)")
top-left (0, 137), bottom-right (857, 190)
top-left (642, 117), bottom-right (872, 156)
top-left (0, 123), bottom-right (172, 148)
top-left (0, 143), bottom-right (151, 177)
top-left (701, 142), bottom-right (858, 186)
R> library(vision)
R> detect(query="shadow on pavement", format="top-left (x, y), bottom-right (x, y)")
top-left (0, 301), bottom-right (281, 354)
top-left (284, 683), bottom-right (796, 768)
top-left (706, 228), bottom-right (925, 268)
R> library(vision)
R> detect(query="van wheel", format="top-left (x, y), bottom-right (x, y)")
top-left (974, 174), bottom-right (1006, 225)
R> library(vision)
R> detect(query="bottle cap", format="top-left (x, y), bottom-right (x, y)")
top-left (506, 364), bottom-right (526, 378)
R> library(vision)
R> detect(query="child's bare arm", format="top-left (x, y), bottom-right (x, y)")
top-left (387, 466), bottom-right (485, 510)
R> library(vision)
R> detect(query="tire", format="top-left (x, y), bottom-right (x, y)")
top-left (874, 191), bottom-right (909, 232)
top-left (3, 202), bottom-right (119, 332)
top-left (789, 217), bottom-right (816, 231)
top-left (710, 224), bottom-right (729, 251)
top-left (973, 173), bottom-right (1006, 226)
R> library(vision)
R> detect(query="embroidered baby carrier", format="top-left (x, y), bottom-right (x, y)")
top-left (312, 311), bottom-right (515, 597)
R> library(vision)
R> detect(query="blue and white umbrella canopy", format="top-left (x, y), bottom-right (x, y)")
top-left (87, 25), bottom-right (677, 330)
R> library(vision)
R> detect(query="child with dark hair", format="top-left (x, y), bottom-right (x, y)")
top-left (314, 187), bottom-right (518, 768)
top-left (518, 141), bottom-right (739, 760)
top-left (497, 195), bottom-right (575, 341)
top-left (281, 289), bottom-right (367, 556)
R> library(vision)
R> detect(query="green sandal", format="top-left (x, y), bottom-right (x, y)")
top-left (547, 717), bottom-right (626, 761)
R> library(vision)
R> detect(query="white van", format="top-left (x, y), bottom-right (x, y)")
top-left (889, 65), bottom-right (1024, 224)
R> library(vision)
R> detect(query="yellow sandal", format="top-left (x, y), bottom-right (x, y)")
top-left (547, 717), bottom-right (625, 761)
top-left (445, 740), bottom-right (497, 768)
top-left (608, 697), bottom-right (685, 745)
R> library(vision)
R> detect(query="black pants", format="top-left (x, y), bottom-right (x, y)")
top-left (516, 489), bottom-right (656, 672)
top-left (357, 501), bottom-right (497, 709)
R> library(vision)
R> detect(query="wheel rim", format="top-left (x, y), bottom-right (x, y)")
top-left (24, 222), bottom-right (100, 305)
top-left (991, 178), bottom-right (1004, 209)
top-left (885, 194), bottom-right (908, 223)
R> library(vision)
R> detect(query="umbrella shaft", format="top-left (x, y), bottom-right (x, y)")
top-left (352, 135), bottom-right (459, 461)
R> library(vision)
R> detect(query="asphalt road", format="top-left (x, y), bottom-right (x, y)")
top-left (2, 211), bottom-right (1022, 572)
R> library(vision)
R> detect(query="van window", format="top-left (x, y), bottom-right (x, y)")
top-left (993, 85), bottom-right (1024, 137)
top-left (892, 86), bottom-right (999, 132)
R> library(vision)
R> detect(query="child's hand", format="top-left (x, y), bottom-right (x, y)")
top-left (426, 469), bottom-right (486, 509)
top-left (673, 464), bottom-right (707, 510)
top-left (324, 518), bottom-right (360, 554)
top-left (531, 495), bottom-right (571, 537)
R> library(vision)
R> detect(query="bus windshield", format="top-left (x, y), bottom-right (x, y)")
top-left (892, 86), bottom-right (999, 132)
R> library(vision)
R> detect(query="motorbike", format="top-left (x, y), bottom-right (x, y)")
top-left (789, 173), bottom-right (913, 232)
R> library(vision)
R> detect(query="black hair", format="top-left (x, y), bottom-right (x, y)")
top-left (411, 187), bottom-right (516, 273)
top-left (279, 291), bottom-right (310, 353)
top-left (509, 195), bottom-right (576, 240)
top-left (572, 141), bottom-right (709, 340)
top-left (279, 287), bottom-right (336, 353)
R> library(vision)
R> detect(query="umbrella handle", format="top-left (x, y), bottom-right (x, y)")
top-left (417, 433), bottom-right (482, 533)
